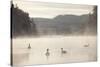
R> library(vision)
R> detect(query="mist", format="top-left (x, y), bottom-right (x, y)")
top-left (11, 1), bottom-right (97, 66)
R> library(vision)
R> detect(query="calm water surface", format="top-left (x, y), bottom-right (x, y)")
top-left (12, 36), bottom-right (97, 65)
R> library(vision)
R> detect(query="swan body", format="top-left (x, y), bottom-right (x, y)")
top-left (61, 48), bottom-right (67, 54)
top-left (28, 44), bottom-right (31, 49)
top-left (45, 48), bottom-right (50, 56)
top-left (84, 44), bottom-right (89, 47)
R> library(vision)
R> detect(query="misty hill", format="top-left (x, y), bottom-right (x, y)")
top-left (11, 3), bottom-right (97, 37)
top-left (34, 14), bottom-right (96, 35)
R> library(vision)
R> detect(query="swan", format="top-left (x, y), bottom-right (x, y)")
top-left (84, 44), bottom-right (89, 47)
top-left (45, 48), bottom-right (50, 57)
top-left (28, 43), bottom-right (31, 49)
top-left (61, 48), bottom-right (67, 54)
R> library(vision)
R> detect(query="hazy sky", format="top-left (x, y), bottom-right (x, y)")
top-left (13, 0), bottom-right (94, 18)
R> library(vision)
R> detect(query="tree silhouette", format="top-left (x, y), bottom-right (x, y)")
top-left (11, 3), bottom-right (37, 38)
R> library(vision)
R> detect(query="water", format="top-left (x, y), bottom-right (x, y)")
top-left (12, 36), bottom-right (97, 66)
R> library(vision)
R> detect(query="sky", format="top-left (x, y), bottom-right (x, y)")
top-left (13, 0), bottom-right (95, 18)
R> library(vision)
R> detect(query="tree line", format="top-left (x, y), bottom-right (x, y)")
top-left (11, 3), bottom-right (37, 38)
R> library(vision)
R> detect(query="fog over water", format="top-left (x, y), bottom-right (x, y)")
top-left (12, 35), bottom-right (97, 65)
top-left (12, 0), bottom-right (97, 66)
